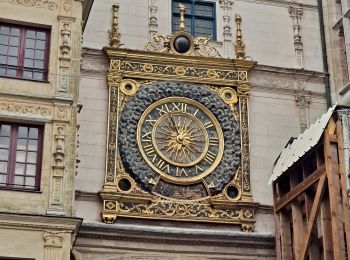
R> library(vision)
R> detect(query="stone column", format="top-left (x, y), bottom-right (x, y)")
top-left (149, 0), bottom-right (158, 40)
top-left (219, 0), bottom-right (234, 58)
top-left (289, 6), bottom-right (304, 69)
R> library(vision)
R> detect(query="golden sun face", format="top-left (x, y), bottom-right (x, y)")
top-left (153, 112), bottom-right (208, 167)
top-left (137, 97), bottom-right (224, 185)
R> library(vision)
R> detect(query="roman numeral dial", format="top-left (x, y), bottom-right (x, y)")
top-left (137, 97), bottom-right (224, 185)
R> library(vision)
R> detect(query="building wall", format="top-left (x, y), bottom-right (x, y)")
top-left (0, 0), bottom-right (84, 259)
top-left (79, 0), bottom-right (327, 206)
top-left (76, 0), bottom-right (329, 258)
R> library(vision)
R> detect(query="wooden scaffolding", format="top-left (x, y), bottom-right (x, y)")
top-left (271, 110), bottom-right (350, 259)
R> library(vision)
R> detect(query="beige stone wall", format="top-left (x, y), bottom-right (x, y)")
top-left (84, 0), bottom-right (324, 70)
top-left (0, 0), bottom-right (84, 259)
top-left (0, 0), bottom-right (83, 217)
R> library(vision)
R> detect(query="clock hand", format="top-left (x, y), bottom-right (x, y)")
top-left (169, 113), bottom-right (180, 135)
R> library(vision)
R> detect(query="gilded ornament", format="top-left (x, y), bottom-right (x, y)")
top-left (109, 4), bottom-right (122, 48)
top-left (120, 79), bottom-right (139, 96)
top-left (206, 69), bottom-right (218, 78)
top-left (137, 97), bottom-right (224, 185)
top-left (119, 82), bottom-right (240, 194)
top-left (102, 48), bottom-right (256, 228)
top-left (143, 63), bottom-right (154, 72)
top-left (119, 60), bottom-right (240, 81)
top-left (234, 14), bottom-right (246, 59)
top-left (220, 87), bottom-right (238, 104)
top-left (175, 66), bottom-right (186, 75)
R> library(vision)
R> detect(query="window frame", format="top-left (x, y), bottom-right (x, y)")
top-left (0, 122), bottom-right (44, 191)
top-left (172, 0), bottom-right (217, 41)
top-left (0, 22), bottom-right (50, 81)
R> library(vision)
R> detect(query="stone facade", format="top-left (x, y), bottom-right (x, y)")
top-left (0, 0), bottom-right (86, 259)
top-left (75, 0), bottom-right (328, 259)
top-left (1, 0), bottom-right (345, 258)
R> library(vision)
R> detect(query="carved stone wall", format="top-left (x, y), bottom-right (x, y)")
top-left (220, 0), bottom-right (234, 58)
top-left (0, 0), bottom-right (83, 259)
top-left (289, 5), bottom-right (304, 69)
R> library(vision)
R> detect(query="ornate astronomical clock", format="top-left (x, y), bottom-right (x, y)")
top-left (101, 4), bottom-right (257, 231)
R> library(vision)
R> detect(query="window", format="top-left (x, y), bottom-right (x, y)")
top-left (0, 123), bottom-right (43, 191)
top-left (0, 23), bottom-right (50, 81)
top-left (172, 0), bottom-right (216, 40)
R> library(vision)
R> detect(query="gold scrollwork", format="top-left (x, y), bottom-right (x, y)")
top-left (120, 61), bottom-right (240, 82)
top-left (119, 200), bottom-right (253, 222)
top-left (206, 69), bottom-right (218, 78)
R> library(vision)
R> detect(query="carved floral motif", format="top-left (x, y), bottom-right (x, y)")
top-left (119, 200), bottom-right (254, 222)
top-left (1, 0), bottom-right (58, 9)
top-left (0, 102), bottom-right (52, 116)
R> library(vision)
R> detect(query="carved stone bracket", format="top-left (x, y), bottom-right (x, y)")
top-left (289, 6), bottom-right (304, 69)
top-left (43, 231), bottom-right (64, 260)
top-left (220, 0), bottom-right (234, 58)
top-left (295, 92), bottom-right (311, 132)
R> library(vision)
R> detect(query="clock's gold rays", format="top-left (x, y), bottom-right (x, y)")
top-left (137, 97), bottom-right (224, 185)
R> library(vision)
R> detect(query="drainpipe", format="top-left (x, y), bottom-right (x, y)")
top-left (317, 0), bottom-right (332, 108)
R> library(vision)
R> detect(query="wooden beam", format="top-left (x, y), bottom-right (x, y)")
top-left (275, 165), bottom-right (325, 212)
top-left (273, 186), bottom-right (282, 260)
top-left (321, 192), bottom-right (333, 259)
top-left (280, 211), bottom-right (293, 259)
top-left (291, 201), bottom-right (303, 259)
top-left (300, 174), bottom-right (327, 259)
top-left (305, 192), bottom-right (321, 260)
top-left (336, 120), bottom-right (350, 258)
top-left (324, 125), bottom-right (345, 259)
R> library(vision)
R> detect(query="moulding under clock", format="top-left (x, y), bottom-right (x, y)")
top-left (77, 221), bottom-right (275, 249)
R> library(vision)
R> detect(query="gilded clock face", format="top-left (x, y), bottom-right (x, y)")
top-left (137, 97), bottom-right (224, 184)
top-left (119, 82), bottom-right (240, 198)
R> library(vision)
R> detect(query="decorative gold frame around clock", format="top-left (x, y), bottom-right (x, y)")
top-left (101, 47), bottom-right (257, 231)
top-left (101, 3), bottom-right (257, 232)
